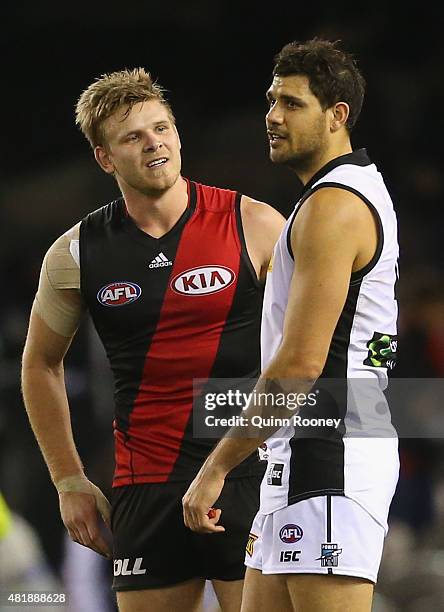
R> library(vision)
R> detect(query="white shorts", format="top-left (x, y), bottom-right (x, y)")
top-left (244, 495), bottom-right (386, 584)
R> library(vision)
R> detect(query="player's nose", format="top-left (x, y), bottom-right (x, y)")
top-left (142, 133), bottom-right (163, 152)
top-left (266, 104), bottom-right (284, 126)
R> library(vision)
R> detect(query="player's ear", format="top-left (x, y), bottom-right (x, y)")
top-left (95, 145), bottom-right (115, 175)
top-left (330, 102), bottom-right (349, 132)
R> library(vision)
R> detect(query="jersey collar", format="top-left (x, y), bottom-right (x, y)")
top-left (301, 148), bottom-right (372, 197)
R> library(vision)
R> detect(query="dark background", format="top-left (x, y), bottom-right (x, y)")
top-left (1, 4), bottom-right (444, 610)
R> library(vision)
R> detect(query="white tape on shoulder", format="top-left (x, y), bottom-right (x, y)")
top-left (69, 239), bottom-right (80, 268)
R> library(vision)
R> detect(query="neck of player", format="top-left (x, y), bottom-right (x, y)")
top-left (298, 137), bottom-right (353, 186)
top-left (122, 176), bottom-right (189, 238)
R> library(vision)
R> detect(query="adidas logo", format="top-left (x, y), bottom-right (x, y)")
top-left (149, 252), bottom-right (173, 269)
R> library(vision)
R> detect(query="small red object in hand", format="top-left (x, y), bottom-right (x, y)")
top-left (207, 508), bottom-right (216, 519)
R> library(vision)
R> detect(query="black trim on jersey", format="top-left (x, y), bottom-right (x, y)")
top-left (301, 148), bottom-right (371, 198)
top-left (286, 488), bottom-right (344, 505)
top-left (287, 279), bottom-right (362, 505)
top-left (394, 261), bottom-right (400, 301)
top-left (234, 193), bottom-right (262, 288)
top-left (305, 182), bottom-right (384, 283)
top-left (285, 189), bottom-right (313, 259)
top-left (286, 182), bottom-right (384, 286)
top-left (285, 149), bottom-right (372, 259)
top-left (322, 278), bottom-right (362, 378)
top-left (339, 184), bottom-right (385, 283)
top-left (287, 438), bottom-right (346, 506)
top-left (186, 179), bottom-right (198, 215)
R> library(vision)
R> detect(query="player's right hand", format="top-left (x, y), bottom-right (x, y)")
top-left (56, 476), bottom-right (112, 559)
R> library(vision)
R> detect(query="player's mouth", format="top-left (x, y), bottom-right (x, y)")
top-left (146, 157), bottom-right (168, 168)
top-left (267, 131), bottom-right (286, 146)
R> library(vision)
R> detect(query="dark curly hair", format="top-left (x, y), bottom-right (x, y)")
top-left (273, 38), bottom-right (366, 132)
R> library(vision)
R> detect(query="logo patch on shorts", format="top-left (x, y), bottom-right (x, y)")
top-left (279, 550), bottom-right (301, 563)
top-left (316, 543), bottom-right (342, 567)
top-left (113, 557), bottom-right (147, 576)
top-left (266, 463), bottom-right (284, 486)
top-left (279, 524), bottom-right (303, 543)
top-left (246, 533), bottom-right (258, 557)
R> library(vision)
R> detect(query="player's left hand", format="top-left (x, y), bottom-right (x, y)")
top-left (182, 467), bottom-right (226, 534)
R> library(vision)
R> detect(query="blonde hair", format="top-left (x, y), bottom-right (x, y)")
top-left (75, 67), bottom-right (173, 148)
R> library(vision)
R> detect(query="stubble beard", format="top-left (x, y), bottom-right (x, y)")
top-left (281, 147), bottom-right (322, 175)
top-left (271, 117), bottom-right (328, 176)
top-left (119, 165), bottom-right (180, 198)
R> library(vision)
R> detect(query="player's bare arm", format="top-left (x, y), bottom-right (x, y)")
top-left (22, 304), bottom-right (81, 481)
top-left (241, 196), bottom-right (286, 281)
top-left (183, 186), bottom-right (377, 533)
top-left (21, 241), bottom-right (112, 559)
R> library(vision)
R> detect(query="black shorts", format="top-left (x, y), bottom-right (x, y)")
top-left (111, 476), bottom-right (262, 591)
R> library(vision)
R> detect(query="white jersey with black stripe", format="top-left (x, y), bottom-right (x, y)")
top-left (259, 149), bottom-right (400, 530)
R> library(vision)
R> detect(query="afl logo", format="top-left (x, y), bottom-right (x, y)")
top-left (171, 265), bottom-right (235, 296)
top-left (97, 282), bottom-right (142, 307)
top-left (279, 524), bottom-right (303, 544)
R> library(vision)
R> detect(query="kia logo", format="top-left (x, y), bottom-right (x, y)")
top-left (171, 266), bottom-right (235, 296)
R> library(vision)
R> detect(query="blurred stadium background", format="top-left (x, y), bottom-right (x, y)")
top-left (1, 4), bottom-right (444, 611)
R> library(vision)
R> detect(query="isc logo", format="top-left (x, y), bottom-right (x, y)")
top-left (266, 462), bottom-right (284, 486)
top-left (279, 550), bottom-right (301, 563)
top-left (171, 266), bottom-right (235, 296)
top-left (279, 524), bottom-right (303, 544)
top-left (97, 282), bottom-right (142, 307)
top-left (113, 557), bottom-right (147, 576)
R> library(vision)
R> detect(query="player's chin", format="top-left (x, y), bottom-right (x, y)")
top-left (144, 173), bottom-right (176, 193)
top-left (269, 149), bottom-right (287, 165)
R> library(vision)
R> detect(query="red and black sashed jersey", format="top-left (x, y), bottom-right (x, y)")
top-left (80, 180), bottom-right (264, 486)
